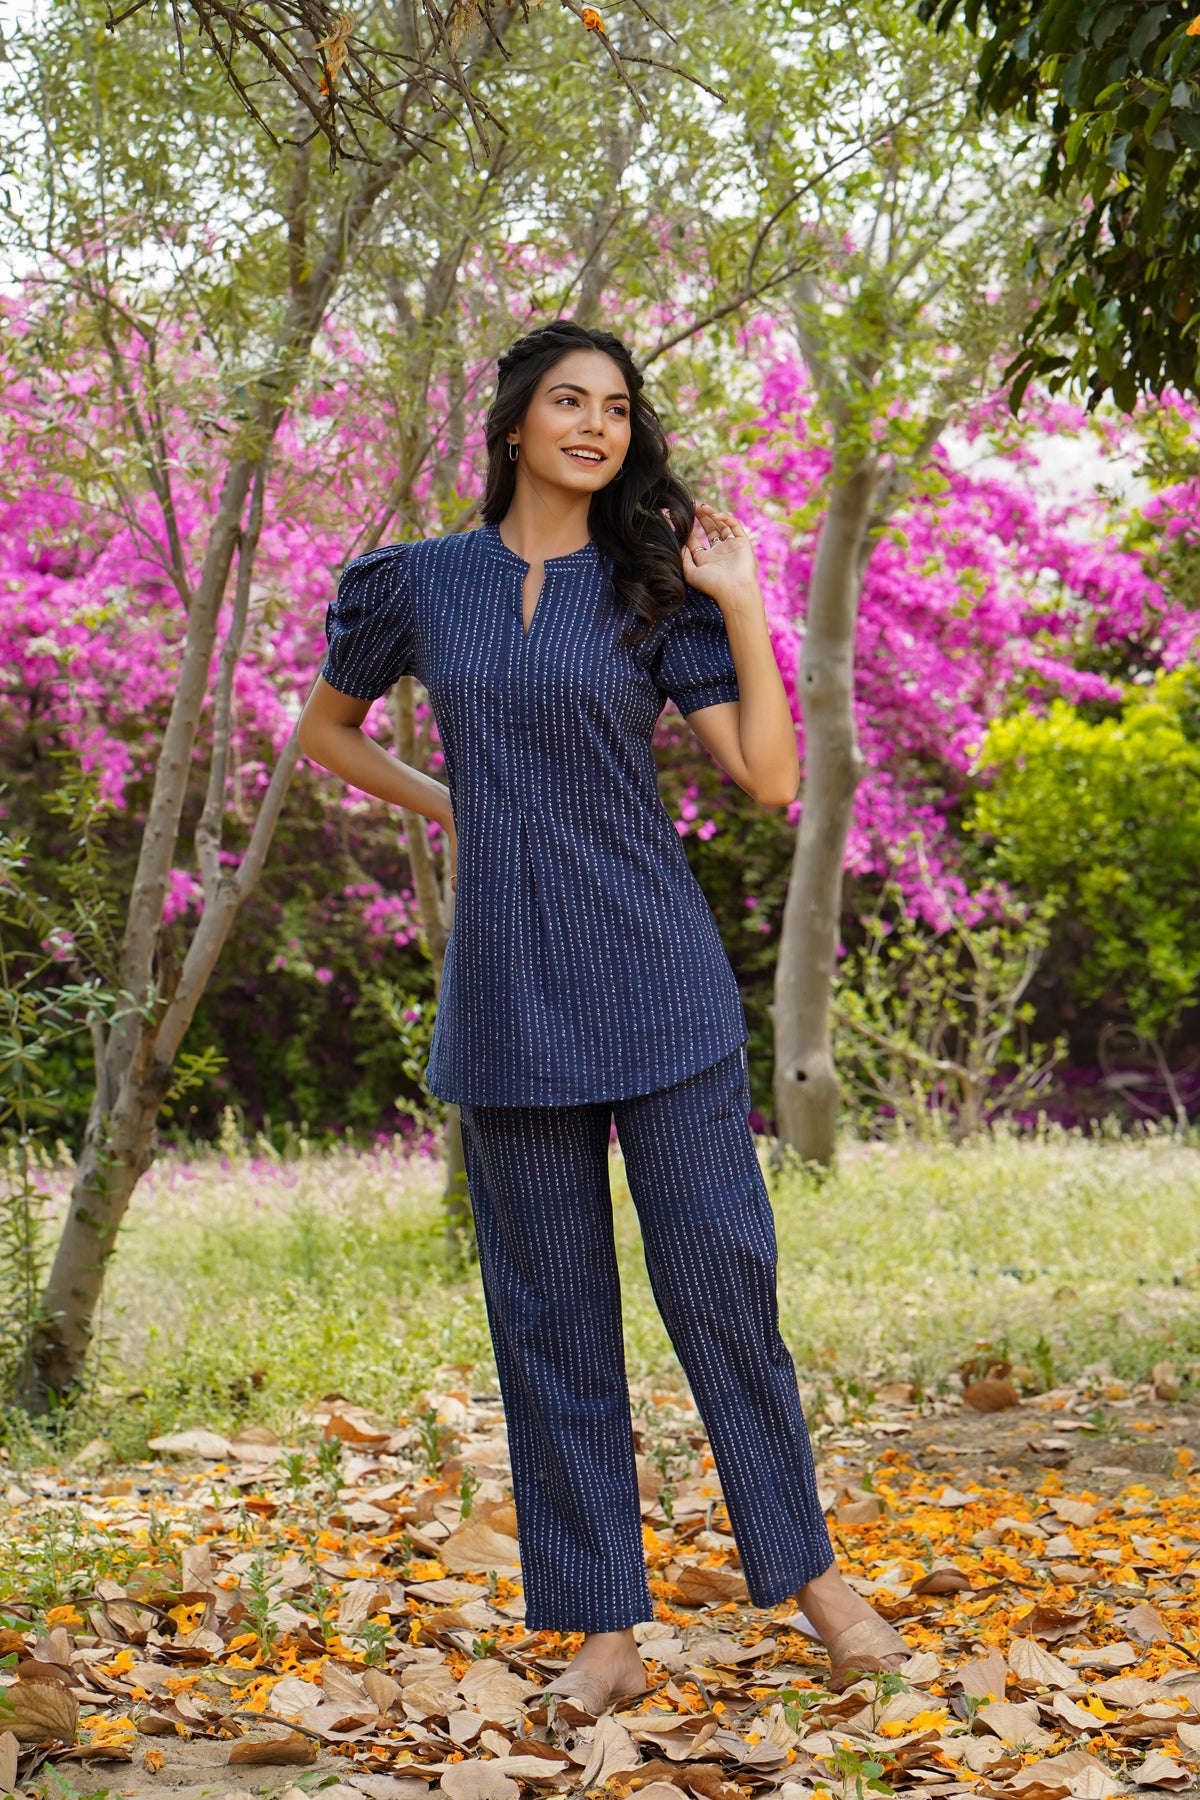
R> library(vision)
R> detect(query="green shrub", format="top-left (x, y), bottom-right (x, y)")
top-left (970, 668), bottom-right (1200, 1036)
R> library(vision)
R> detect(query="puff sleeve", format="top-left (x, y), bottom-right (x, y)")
top-left (652, 583), bottom-right (740, 716)
top-left (321, 543), bottom-right (418, 700)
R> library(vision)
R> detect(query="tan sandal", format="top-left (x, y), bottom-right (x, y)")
top-left (825, 1616), bottom-right (911, 1692)
top-left (538, 1662), bottom-right (648, 1717)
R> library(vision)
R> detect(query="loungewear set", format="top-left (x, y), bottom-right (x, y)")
top-left (322, 522), bottom-right (833, 1631)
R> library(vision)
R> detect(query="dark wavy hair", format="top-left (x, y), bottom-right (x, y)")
top-left (480, 320), bottom-right (693, 648)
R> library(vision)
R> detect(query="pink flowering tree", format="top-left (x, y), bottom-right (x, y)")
top-left (678, 342), bottom-right (1200, 1142)
top-left (725, 344), bottom-right (1192, 906)
top-left (720, 61), bottom-right (1049, 1159)
top-left (5, 0), bottom-right (903, 1402)
top-left (0, 0), bottom-right (583, 1406)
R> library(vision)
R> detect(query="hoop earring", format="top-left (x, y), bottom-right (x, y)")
top-left (614, 463), bottom-right (624, 481)
top-left (507, 442), bottom-right (519, 462)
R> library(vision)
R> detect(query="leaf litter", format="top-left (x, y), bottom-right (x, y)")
top-left (2, 1377), bottom-right (1200, 1799)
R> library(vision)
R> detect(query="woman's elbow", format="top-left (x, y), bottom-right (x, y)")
top-left (296, 700), bottom-right (335, 766)
top-left (296, 711), bottom-right (319, 761)
top-left (750, 767), bottom-right (801, 808)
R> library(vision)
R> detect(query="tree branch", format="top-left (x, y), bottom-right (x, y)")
top-left (156, 726), bottom-right (301, 1069)
top-left (195, 456), bottom-right (268, 895)
top-left (640, 260), bottom-right (820, 368)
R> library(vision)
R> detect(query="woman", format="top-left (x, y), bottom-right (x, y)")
top-left (297, 319), bottom-right (908, 1712)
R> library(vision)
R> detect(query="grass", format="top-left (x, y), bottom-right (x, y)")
top-left (15, 1121), bottom-right (1200, 1463)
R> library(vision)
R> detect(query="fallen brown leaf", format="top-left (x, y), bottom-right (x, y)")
top-left (1151, 1362), bottom-right (1179, 1401)
top-left (673, 1565), bottom-right (749, 1605)
top-left (1021, 1606), bottom-right (1092, 1644)
top-left (475, 1498), bottom-right (518, 1536)
top-left (838, 1496), bottom-right (886, 1524)
top-left (4, 1679), bottom-right (79, 1744)
top-left (402, 1675), bottom-right (463, 1722)
top-left (228, 1732), bottom-right (318, 1766)
top-left (1130, 1752), bottom-right (1192, 1788)
top-left (1050, 1691), bottom-right (1103, 1733)
top-left (580, 1714), bottom-right (643, 1786)
top-left (1008, 1637), bottom-right (1075, 1690)
top-left (270, 1675), bottom-right (325, 1714)
top-left (439, 1763), bottom-right (520, 1800)
top-left (322, 1663), bottom-right (369, 1709)
top-left (232, 1422), bottom-right (280, 1446)
top-left (912, 1562), bottom-right (973, 1595)
top-left (671, 1761), bottom-right (747, 1800)
top-left (455, 1662), bottom-right (538, 1726)
top-left (487, 1754), bottom-right (569, 1781)
top-left (955, 1648), bottom-right (1010, 1700)
top-left (133, 1709), bottom-right (177, 1735)
top-left (1061, 1642), bottom-right (1138, 1671)
top-left (1012, 1749), bottom-right (1123, 1799)
top-left (631, 1716), bottom-right (720, 1761)
top-left (1049, 1499), bottom-right (1100, 1529)
top-left (439, 1518), bottom-right (522, 1574)
top-left (15, 1658), bottom-right (75, 1686)
top-left (975, 1699), bottom-right (1053, 1748)
top-left (963, 1380), bottom-right (1021, 1413)
top-left (987, 1778), bottom-right (1070, 1800)
top-left (1122, 1603), bottom-right (1170, 1644)
top-left (323, 1413), bottom-right (391, 1446)
top-left (362, 1668), bottom-right (402, 1712)
top-left (147, 1428), bottom-right (232, 1459)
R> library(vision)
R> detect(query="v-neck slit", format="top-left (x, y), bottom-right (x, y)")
top-left (522, 573), bottom-right (545, 641)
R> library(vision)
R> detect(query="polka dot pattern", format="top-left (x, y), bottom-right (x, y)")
top-left (321, 523), bottom-right (750, 1106)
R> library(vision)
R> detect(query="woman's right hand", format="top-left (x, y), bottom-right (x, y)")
top-left (448, 824), bottom-right (458, 892)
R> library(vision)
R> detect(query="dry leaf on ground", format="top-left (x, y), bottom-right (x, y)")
top-left (439, 1519), bottom-right (522, 1573)
top-left (4, 1682), bottom-right (78, 1744)
top-left (1129, 1752), bottom-right (1192, 1788)
top-left (580, 1713), bottom-right (643, 1786)
top-left (439, 1762), bottom-right (520, 1800)
top-left (673, 1564), bottom-right (749, 1604)
top-left (228, 1731), bottom-right (318, 1765)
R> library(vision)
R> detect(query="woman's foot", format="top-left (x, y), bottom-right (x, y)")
top-left (540, 1628), bottom-right (648, 1715)
top-left (796, 1563), bottom-right (910, 1687)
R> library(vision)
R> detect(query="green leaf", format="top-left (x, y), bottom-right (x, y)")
top-left (1064, 113), bottom-right (1091, 163)
top-left (1129, 4), bottom-right (1171, 64)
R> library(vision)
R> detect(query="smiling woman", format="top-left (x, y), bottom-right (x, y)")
top-left (492, 349), bottom-right (635, 635)
top-left (295, 317), bottom-right (897, 1711)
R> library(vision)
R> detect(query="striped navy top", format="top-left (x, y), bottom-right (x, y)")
top-left (321, 521), bottom-right (749, 1105)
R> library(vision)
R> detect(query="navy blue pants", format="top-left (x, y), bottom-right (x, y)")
top-left (457, 1043), bottom-right (834, 1633)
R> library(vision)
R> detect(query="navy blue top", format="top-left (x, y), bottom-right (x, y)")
top-left (321, 521), bottom-right (749, 1105)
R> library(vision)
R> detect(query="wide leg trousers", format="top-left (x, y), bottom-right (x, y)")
top-left (457, 1043), bottom-right (835, 1633)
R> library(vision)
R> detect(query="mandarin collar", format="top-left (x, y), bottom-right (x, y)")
top-left (480, 521), bottom-right (600, 572)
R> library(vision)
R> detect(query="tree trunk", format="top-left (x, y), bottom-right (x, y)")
top-left (19, 735), bottom-right (301, 1411)
top-left (441, 1108), bottom-right (472, 1259)
top-left (773, 457), bottom-right (877, 1165)
top-left (23, 1025), bottom-right (165, 1407)
top-left (17, 15), bottom-right (522, 1409)
top-left (388, 681), bottom-right (473, 1262)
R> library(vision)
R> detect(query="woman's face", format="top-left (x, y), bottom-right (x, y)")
top-left (507, 349), bottom-right (632, 497)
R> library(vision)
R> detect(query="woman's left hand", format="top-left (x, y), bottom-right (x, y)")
top-left (682, 503), bottom-right (759, 609)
